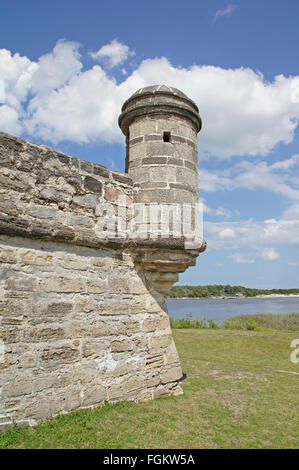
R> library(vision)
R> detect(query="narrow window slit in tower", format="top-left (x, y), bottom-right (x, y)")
top-left (163, 132), bottom-right (171, 142)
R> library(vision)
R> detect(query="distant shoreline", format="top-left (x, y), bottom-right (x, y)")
top-left (166, 294), bottom-right (299, 300)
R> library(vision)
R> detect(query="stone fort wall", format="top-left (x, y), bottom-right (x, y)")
top-left (0, 133), bottom-right (183, 430)
top-left (0, 85), bottom-right (205, 430)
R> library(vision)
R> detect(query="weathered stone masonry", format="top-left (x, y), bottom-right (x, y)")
top-left (0, 86), bottom-right (206, 430)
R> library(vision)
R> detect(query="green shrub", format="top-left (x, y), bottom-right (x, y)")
top-left (223, 317), bottom-right (246, 330)
top-left (170, 315), bottom-right (219, 329)
top-left (245, 319), bottom-right (260, 330)
top-left (224, 313), bottom-right (299, 330)
top-left (207, 319), bottom-right (218, 329)
top-left (170, 313), bottom-right (299, 330)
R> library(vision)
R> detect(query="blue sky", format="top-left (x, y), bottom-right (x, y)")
top-left (1, 0), bottom-right (299, 288)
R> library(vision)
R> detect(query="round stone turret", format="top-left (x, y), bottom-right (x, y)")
top-left (119, 85), bottom-right (201, 235)
top-left (119, 85), bottom-right (205, 293)
top-left (119, 84), bottom-right (201, 187)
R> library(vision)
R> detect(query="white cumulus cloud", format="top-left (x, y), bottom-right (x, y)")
top-left (229, 254), bottom-right (255, 264)
top-left (213, 4), bottom-right (237, 24)
top-left (219, 228), bottom-right (236, 239)
top-left (200, 156), bottom-right (299, 201)
top-left (0, 48), bottom-right (37, 109)
top-left (0, 105), bottom-right (22, 134)
top-left (89, 39), bottom-right (133, 68)
top-left (1, 39), bottom-right (299, 158)
top-left (203, 201), bottom-right (232, 218)
top-left (204, 216), bottom-right (298, 263)
top-left (260, 247), bottom-right (280, 261)
top-left (30, 39), bottom-right (82, 96)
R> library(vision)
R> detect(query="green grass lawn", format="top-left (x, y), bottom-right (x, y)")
top-left (0, 328), bottom-right (298, 449)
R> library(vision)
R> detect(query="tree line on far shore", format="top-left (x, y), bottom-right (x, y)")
top-left (165, 284), bottom-right (299, 298)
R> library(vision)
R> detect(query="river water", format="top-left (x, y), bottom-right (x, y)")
top-left (166, 297), bottom-right (299, 324)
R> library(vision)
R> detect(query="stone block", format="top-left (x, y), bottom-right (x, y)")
top-left (53, 225), bottom-right (75, 241)
top-left (129, 279), bottom-right (147, 295)
top-left (64, 388), bottom-right (81, 411)
top-left (150, 166), bottom-right (176, 183)
top-left (5, 274), bottom-right (38, 292)
top-left (169, 182), bottom-right (194, 192)
top-left (47, 302), bottom-right (73, 315)
top-left (160, 366), bottom-right (183, 384)
top-left (125, 375), bottom-right (146, 393)
top-left (144, 134), bottom-right (161, 142)
top-left (24, 326), bottom-right (65, 342)
top-left (146, 353), bottom-right (164, 369)
top-left (129, 119), bottom-right (156, 139)
top-left (141, 318), bottom-right (156, 332)
top-left (40, 345), bottom-right (79, 365)
top-left (22, 251), bottom-right (53, 266)
top-left (84, 176), bottom-right (102, 194)
top-left (23, 396), bottom-right (54, 420)
top-left (57, 256), bottom-right (88, 271)
top-left (28, 206), bottom-right (57, 220)
top-left (111, 172), bottom-right (132, 186)
top-left (0, 300), bottom-right (24, 316)
top-left (184, 160), bottom-right (197, 171)
top-left (18, 352), bottom-right (38, 368)
top-left (136, 390), bottom-right (153, 401)
top-left (129, 136), bottom-right (143, 145)
top-left (75, 297), bottom-right (95, 313)
top-left (142, 157), bottom-right (167, 165)
top-left (66, 174), bottom-right (83, 191)
top-left (4, 378), bottom-right (32, 398)
top-left (136, 188), bottom-right (170, 203)
top-left (107, 383), bottom-right (124, 401)
top-left (128, 142), bottom-right (147, 160)
top-left (32, 375), bottom-right (55, 393)
top-left (68, 215), bottom-right (93, 227)
top-left (156, 119), bottom-right (183, 135)
top-left (111, 339), bottom-right (133, 353)
top-left (0, 175), bottom-right (28, 192)
top-left (54, 371), bottom-right (73, 389)
top-left (40, 188), bottom-right (72, 204)
top-left (128, 166), bottom-right (150, 182)
top-left (86, 279), bottom-right (107, 293)
top-left (147, 142), bottom-right (174, 157)
top-left (73, 194), bottom-right (98, 209)
top-left (73, 362), bottom-right (99, 383)
top-left (156, 315), bottom-right (171, 330)
top-left (80, 160), bottom-right (93, 174)
top-left (4, 400), bottom-right (21, 411)
top-left (125, 318), bottom-right (141, 334)
top-left (69, 320), bottom-right (90, 338)
top-left (150, 334), bottom-right (172, 350)
top-left (153, 384), bottom-right (171, 398)
top-left (105, 187), bottom-right (132, 205)
top-left (82, 385), bottom-right (106, 406)
top-left (43, 277), bottom-right (85, 293)
top-left (82, 338), bottom-right (108, 357)
top-left (139, 181), bottom-right (167, 189)
top-left (146, 371), bottom-right (160, 387)
top-left (163, 342), bottom-right (179, 365)
top-left (167, 157), bottom-right (184, 167)
top-left (0, 248), bottom-right (18, 263)
top-left (0, 326), bottom-right (20, 343)
top-left (93, 164), bottom-right (110, 178)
